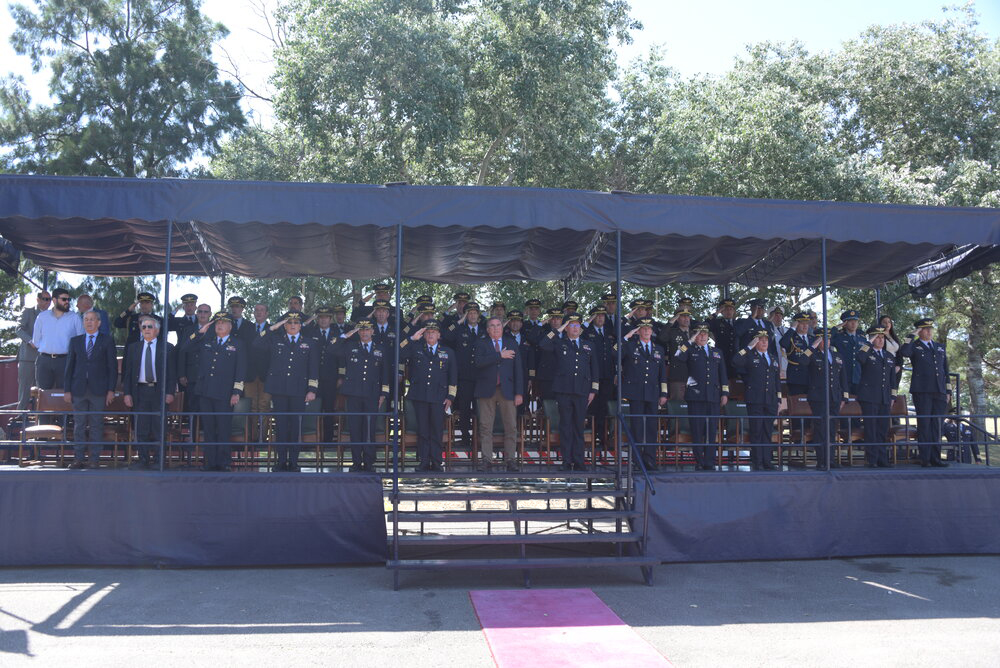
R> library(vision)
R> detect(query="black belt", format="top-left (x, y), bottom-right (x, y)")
top-left (42, 353), bottom-right (67, 358)
top-left (138, 382), bottom-right (158, 387)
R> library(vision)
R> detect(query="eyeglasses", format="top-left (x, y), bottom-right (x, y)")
top-left (39, 297), bottom-right (51, 301)
top-left (196, 309), bottom-right (211, 313)
top-left (57, 297), bottom-right (70, 302)
top-left (140, 324), bottom-right (157, 330)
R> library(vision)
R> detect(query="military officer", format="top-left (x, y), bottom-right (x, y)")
top-left (444, 301), bottom-right (486, 448)
top-left (490, 301), bottom-right (507, 319)
top-left (505, 310), bottom-right (534, 402)
top-left (538, 314), bottom-right (600, 471)
top-left (310, 306), bottom-right (342, 442)
top-left (184, 311), bottom-right (247, 471)
top-left (660, 307), bottom-right (694, 399)
top-left (601, 293), bottom-right (621, 335)
top-left (735, 298), bottom-right (777, 356)
top-left (227, 296), bottom-right (255, 341)
top-left (831, 309), bottom-right (864, 394)
top-left (708, 298), bottom-right (739, 379)
top-left (584, 305), bottom-right (616, 446)
top-left (676, 324), bottom-right (730, 470)
top-left (522, 298), bottom-right (544, 331)
top-left (780, 311), bottom-right (814, 395)
top-left (331, 305), bottom-right (351, 337)
top-left (352, 282), bottom-right (394, 322)
top-left (399, 320), bottom-right (457, 471)
top-left (856, 326), bottom-right (896, 468)
top-left (733, 329), bottom-right (781, 470)
top-left (334, 320), bottom-right (391, 472)
top-left (898, 318), bottom-right (951, 467)
top-left (805, 327), bottom-right (850, 469)
top-left (254, 311), bottom-right (319, 472)
top-left (621, 318), bottom-right (668, 470)
top-left (402, 303), bottom-right (436, 340)
top-left (114, 291), bottom-right (164, 344)
top-left (529, 307), bottom-right (563, 401)
top-left (168, 293), bottom-right (200, 338)
top-left (369, 299), bottom-right (397, 348)
top-left (441, 291), bottom-right (471, 329)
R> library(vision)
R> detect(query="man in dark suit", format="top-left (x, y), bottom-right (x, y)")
top-left (333, 320), bottom-right (391, 472)
top-left (538, 314), bottom-right (600, 471)
top-left (444, 301), bottom-right (486, 448)
top-left (75, 293), bottom-right (111, 336)
top-left (708, 298), bottom-right (739, 380)
top-left (735, 298), bottom-right (777, 357)
top-left (584, 305), bottom-right (616, 448)
top-left (168, 293), bottom-right (200, 339)
top-left (620, 318), bottom-right (668, 470)
top-left (805, 327), bottom-right (850, 469)
top-left (227, 296), bottom-right (256, 341)
top-left (123, 315), bottom-right (177, 469)
top-left (183, 311), bottom-right (247, 471)
top-left (732, 329), bottom-right (781, 470)
top-left (308, 306), bottom-right (342, 443)
top-left (115, 292), bottom-right (164, 345)
top-left (898, 317), bottom-right (951, 467)
top-left (399, 320), bottom-right (457, 471)
top-left (64, 310), bottom-right (118, 469)
top-left (675, 324), bottom-right (730, 471)
top-left (474, 316), bottom-right (524, 471)
top-left (253, 311), bottom-right (320, 472)
top-left (780, 312), bottom-right (814, 395)
top-left (504, 310), bottom-right (534, 410)
top-left (857, 326), bottom-right (896, 468)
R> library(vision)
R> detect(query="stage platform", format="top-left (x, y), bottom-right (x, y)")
top-left (0, 470), bottom-right (387, 567)
top-left (638, 465), bottom-right (1000, 562)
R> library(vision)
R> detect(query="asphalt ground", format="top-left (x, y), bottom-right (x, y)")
top-left (1, 555), bottom-right (998, 667)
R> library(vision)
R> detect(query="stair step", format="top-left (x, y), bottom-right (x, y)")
top-left (390, 509), bottom-right (640, 523)
top-left (394, 532), bottom-right (642, 546)
top-left (387, 556), bottom-right (660, 570)
top-left (388, 471), bottom-right (619, 480)
top-left (392, 490), bottom-right (627, 502)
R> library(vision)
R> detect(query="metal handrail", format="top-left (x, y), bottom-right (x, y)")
top-left (616, 412), bottom-right (655, 495)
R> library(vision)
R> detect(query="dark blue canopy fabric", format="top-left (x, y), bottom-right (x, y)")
top-left (1, 174), bottom-right (998, 287)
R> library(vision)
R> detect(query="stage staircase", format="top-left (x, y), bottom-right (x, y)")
top-left (385, 465), bottom-right (656, 590)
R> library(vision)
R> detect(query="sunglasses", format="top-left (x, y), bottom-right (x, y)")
top-left (140, 324), bottom-right (157, 330)
top-left (196, 309), bottom-right (211, 313)
top-left (57, 297), bottom-right (71, 302)
top-left (39, 296), bottom-right (52, 301)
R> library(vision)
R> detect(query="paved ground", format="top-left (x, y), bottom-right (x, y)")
top-left (1, 555), bottom-right (998, 666)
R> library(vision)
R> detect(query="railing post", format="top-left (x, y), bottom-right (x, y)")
top-left (159, 220), bottom-right (174, 472)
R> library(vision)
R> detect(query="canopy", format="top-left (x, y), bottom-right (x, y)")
top-left (2, 175), bottom-right (998, 288)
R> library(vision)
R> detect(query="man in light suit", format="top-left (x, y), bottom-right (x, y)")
top-left (64, 311), bottom-right (118, 468)
top-left (16, 290), bottom-right (49, 409)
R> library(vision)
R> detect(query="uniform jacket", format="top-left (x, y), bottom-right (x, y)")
top-left (675, 342), bottom-right (729, 403)
top-left (183, 332), bottom-right (247, 401)
top-left (898, 336), bottom-right (951, 395)
top-left (333, 337), bottom-right (391, 398)
top-left (805, 346), bottom-right (850, 404)
top-left (659, 325), bottom-right (693, 382)
top-left (583, 323), bottom-right (616, 380)
top-left (444, 321), bottom-right (486, 381)
top-left (621, 338), bottom-right (668, 402)
top-left (735, 317), bottom-right (778, 356)
top-left (856, 344), bottom-right (896, 405)
top-left (780, 328), bottom-right (814, 387)
top-left (732, 346), bottom-right (781, 408)
top-left (252, 330), bottom-right (320, 397)
top-left (831, 329), bottom-right (865, 386)
top-left (399, 338), bottom-right (457, 403)
top-left (537, 332), bottom-right (600, 396)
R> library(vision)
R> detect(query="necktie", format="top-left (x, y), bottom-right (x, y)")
top-left (645, 343), bottom-right (650, 355)
top-left (259, 323), bottom-right (264, 333)
top-left (144, 342), bottom-right (154, 382)
top-left (704, 346), bottom-right (709, 357)
top-left (365, 343), bottom-right (371, 354)
top-left (495, 339), bottom-right (501, 353)
top-left (218, 337), bottom-right (223, 346)
top-left (322, 329), bottom-right (328, 340)
top-left (290, 335), bottom-right (296, 344)
top-left (86, 335), bottom-right (94, 357)
top-left (189, 315), bottom-right (195, 324)
top-left (574, 339), bottom-right (579, 349)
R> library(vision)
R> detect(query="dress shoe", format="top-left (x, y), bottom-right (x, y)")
top-left (701, 464), bottom-right (716, 471)
top-left (829, 461), bottom-right (841, 468)
top-left (68, 461), bottom-right (85, 470)
top-left (429, 462), bottom-right (443, 472)
top-left (573, 463), bottom-right (590, 472)
top-left (128, 462), bottom-right (147, 471)
top-left (506, 462), bottom-right (521, 473)
top-left (287, 465), bottom-right (301, 473)
top-left (559, 463), bottom-right (573, 471)
top-left (761, 462), bottom-right (775, 470)
top-left (877, 462), bottom-right (894, 468)
top-left (920, 461), bottom-right (932, 468)
top-left (349, 465), bottom-right (364, 472)
top-left (865, 462), bottom-right (877, 468)
top-left (217, 465), bottom-right (231, 472)
top-left (931, 460), bottom-right (949, 467)
top-left (271, 464), bottom-right (286, 473)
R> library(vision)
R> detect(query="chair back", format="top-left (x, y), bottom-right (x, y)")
top-left (786, 394), bottom-right (813, 416)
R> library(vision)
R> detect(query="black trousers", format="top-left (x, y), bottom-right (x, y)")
top-left (746, 402), bottom-right (775, 469)
top-left (628, 399), bottom-right (659, 468)
top-left (454, 379), bottom-right (475, 443)
top-left (687, 400), bottom-right (719, 468)
top-left (589, 377), bottom-right (614, 444)
top-left (271, 393), bottom-right (304, 470)
top-left (35, 354), bottom-right (66, 390)
top-left (912, 392), bottom-right (947, 464)
top-left (199, 396), bottom-right (233, 469)
top-left (412, 399), bottom-right (444, 467)
top-left (787, 383), bottom-right (808, 396)
top-left (556, 392), bottom-right (587, 468)
top-left (346, 393), bottom-right (379, 469)
top-left (861, 400), bottom-right (891, 466)
top-left (134, 384), bottom-right (162, 465)
top-left (319, 380), bottom-right (338, 442)
top-left (809, 399), bottom-right (841, 467)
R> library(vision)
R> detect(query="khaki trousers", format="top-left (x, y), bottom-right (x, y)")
top-left (477, 387), bottom-right (518, 461)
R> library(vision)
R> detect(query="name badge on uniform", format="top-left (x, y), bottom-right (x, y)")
top-left (437, 351), bottom-right (448, 359)
top-left (654, 352), bottom-right (662, 360)
top-left (299, 342), bottom-right (310, 349)
top-left (226, 345), bottom-right (236, 352)
top-left (373, 349), bottom-right (383, 357)
top-left (712, 352), bottom-right (720, 359)
top-left (582, 344), bottom-right (592, 352)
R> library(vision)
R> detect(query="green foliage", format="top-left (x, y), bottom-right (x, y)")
top-left (1, 0), bottom-right (245, 176)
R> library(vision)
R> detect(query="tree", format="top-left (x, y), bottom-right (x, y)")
top-left (1, 0), bottom-right (245, 176)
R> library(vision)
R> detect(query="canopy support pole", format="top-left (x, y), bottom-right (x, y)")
top-left (392, 225), bottom-right (403, 496)
top-left (159, 220), bottom-right (174, 472)
top-left (615, 231), bottom-right (623, 483)
top-left (42, 269), bottom-right (49, 291)
top-left (821, 237), bottom-right (830, 472)
top-left (219, 273), bottom-right (227, 309)
top-left (874, 287), bottom-right (882, 320)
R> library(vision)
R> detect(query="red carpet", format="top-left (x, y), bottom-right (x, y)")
top-left (469, 588), bottom-right (671, 667)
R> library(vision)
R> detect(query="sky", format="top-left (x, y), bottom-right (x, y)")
top-left (2, 0), bottom-right (1000, 304)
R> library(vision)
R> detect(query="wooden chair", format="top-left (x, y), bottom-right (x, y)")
top-left (101, 391), bottom-right (132, 468)
top-left (662, 399), bottom-right (692, 469)
top-left (721, 401), bottom-right (750, 468)
top-left (784, 394), bottom-right (813, 467)
top-left (838, 397), bottom-right (865, 466)
top-left (888, 395), bottom-right (917, 464)
top-left (540, 398), bottom-right (596, 467)
top-left (21, 388), bottom-right (72, 467)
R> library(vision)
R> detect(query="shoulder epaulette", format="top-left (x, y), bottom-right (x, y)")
top-left (860, 344), bottom-right (870, 352)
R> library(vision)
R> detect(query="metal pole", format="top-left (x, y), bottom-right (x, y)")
top-left (874, 286), bottom-right (882, 321)
top-left (159, 220), bottom-right (174, 472)
top-left (562, 278), bottom-right (570, 302)
top-left (615, 231), bottom-right (623, 482)
top-left (821, 238), bottom-right (830, 471)
top-left (42, 269), bottom-right (49, 291)
top-left (219, 272), bottom-right (227, 310)
top-left (392, 225), bottom-right (403, 493)
top-left (722, 283), bottom-right (730, 300)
